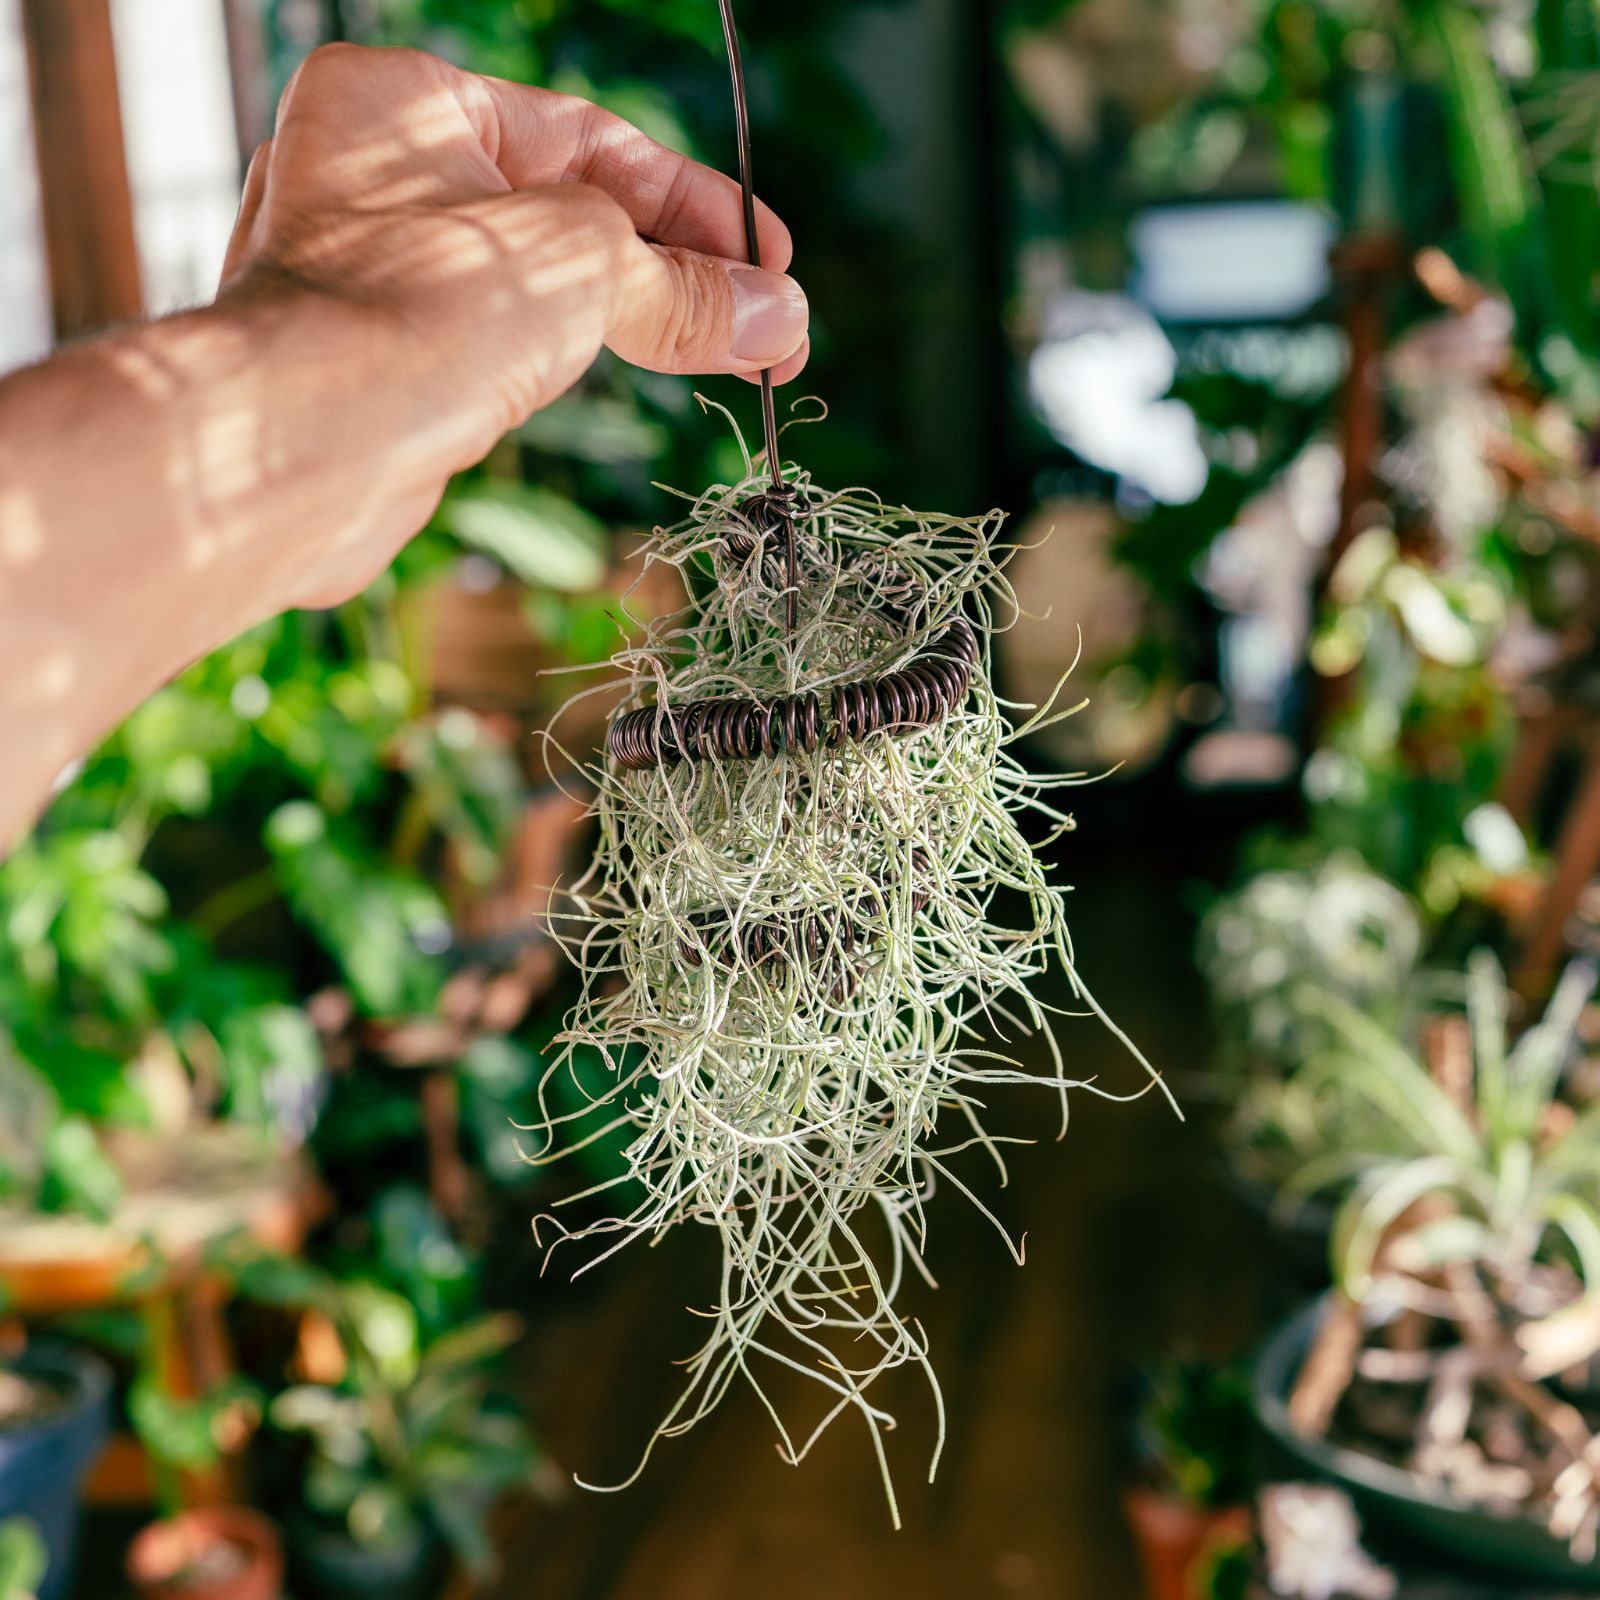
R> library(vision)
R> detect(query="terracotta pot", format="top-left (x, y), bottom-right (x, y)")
top-left (126, 1505), bottom-right (283, 1600)
top-left (1122, 1485), bottom-right (1250, 1600)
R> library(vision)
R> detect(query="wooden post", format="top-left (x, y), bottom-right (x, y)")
top-left (1313, 235), bottom-right (1403, 735)
top-left (19, 0), bottom-right (143, 338)
top-left (1516, 737), bottom-right (1600, 996)
top-left (1499, 688), bottom-right (1572, 829)
top-left (1324, 237), bottom-right (1403, 583)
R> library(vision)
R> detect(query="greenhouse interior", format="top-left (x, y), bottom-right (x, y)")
top-left (5, 0), bottom-right (1600, 1597)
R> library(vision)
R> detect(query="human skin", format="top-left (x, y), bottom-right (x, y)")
top-left (0, 44), bottom-right (808, 851)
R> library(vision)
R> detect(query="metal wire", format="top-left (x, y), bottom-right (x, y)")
top-left (603, 4), bottom-right (978, 789)
top-left (716, 0), bottom-right (799, 635)
top-left (606, 618), bottom-right (979, 772)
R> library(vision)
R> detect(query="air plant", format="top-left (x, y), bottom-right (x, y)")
top-left (1284, 950), bottom-right (1600, 1556)
top-left (532, 442), bottom-right (1172, 1519)
top-left (1198, 855), bottom-right (1424, 1078)
top-left (1201, 856), bottom-right (1436, 1196)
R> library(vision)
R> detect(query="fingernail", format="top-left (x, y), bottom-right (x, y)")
top-left (730, 267), bottom-right (807, 364)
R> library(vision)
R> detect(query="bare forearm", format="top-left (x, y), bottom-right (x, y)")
top-left (0, 45), bottom-right (808, 852)
top-left (0, 289), bottom-right (421, 847)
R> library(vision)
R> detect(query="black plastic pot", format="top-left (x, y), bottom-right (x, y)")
top-left (1254, 1297), bottom-right (1600, 1590)
top-left (286, 1513), bottom-right (450, 1600)
top-left (0, 1343), bottom-right (111, 1600)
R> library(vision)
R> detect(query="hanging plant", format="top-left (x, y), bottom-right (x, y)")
top-left (522, 0), bottom-right (1172, 1522)
top-left (531, 439), bottom-right (1171, 1518)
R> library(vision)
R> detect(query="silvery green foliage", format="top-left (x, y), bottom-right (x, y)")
top-left (1198, 855), bottom-right (1422, 1072)
top-left (535, 462), bottom-right (1169, 1519)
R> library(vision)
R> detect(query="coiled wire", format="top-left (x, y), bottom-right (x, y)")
top-left (607, 616), bottom-right (978, 773)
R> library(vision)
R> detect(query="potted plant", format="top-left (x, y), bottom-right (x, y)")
top-left (122, 1323), bottom-right (281, 1600)
top-left (125, 1506), bottom-right (282, 1600)
top-left (1198, 854), bottom-right (1428, 1278)
top-left (273, 1299), bottom-right (531, 1599)
top-left (1123, 1360), bottom-right (1255, 1600)
top-left (1253, 950), bottom-right (1600, 1585)
top-left (0, 1344), bottom-right (110, 1600)
top-left (222, 1192), bottom-right (537, 1600)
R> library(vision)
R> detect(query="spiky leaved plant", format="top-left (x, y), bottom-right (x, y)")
top-left (534, 444), bottom-right (1172, 1519)
top-left (1284, 951), bottom-right (1600, 1555)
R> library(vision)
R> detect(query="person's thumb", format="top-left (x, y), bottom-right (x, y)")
top-left (607, 239), bottom-right (808, 377)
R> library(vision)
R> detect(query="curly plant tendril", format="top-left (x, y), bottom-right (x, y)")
top-left (530, 441), bottom-right (1176, 1524)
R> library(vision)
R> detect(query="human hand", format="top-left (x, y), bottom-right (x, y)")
top-left (219, 43), bottom-right (809, 603)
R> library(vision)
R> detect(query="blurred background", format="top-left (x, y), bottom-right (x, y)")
top-left (6, 1), bottom-right (1600, 1597)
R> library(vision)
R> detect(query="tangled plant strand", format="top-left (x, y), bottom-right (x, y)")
top-left (535, 450), bottom-right (1175, 1523)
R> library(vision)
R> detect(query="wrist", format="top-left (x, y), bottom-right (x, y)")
top-left (196, 278), bottom-right (455, 611)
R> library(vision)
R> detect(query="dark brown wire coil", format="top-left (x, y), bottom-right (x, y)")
top-left (607, 617), bottom-right (979, 774)
top-left (721, 484), bottom-right (799, 565)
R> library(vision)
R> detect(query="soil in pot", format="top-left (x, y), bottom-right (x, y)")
top-left (0, 1371), bottom-right (69, 1433)
top-left (126, 1506), bottom-right (283, 1600)
top-left (1255, 1299), bottom-right (1600, 1590)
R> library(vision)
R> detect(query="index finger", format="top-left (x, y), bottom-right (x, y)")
top-left (479, 79), bottom-right (793, 273)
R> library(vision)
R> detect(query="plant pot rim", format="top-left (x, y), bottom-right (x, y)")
top-left (1254, 1295), bottom-right (1599, 1580)
top-left (0, 1341), bottom-right (113, 1446)
top-left (126, 1503), bottom-right (283, 1589)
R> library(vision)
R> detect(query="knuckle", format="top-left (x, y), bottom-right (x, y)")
top-left (643, 300), bottom-right (691, 368)
top-left (280, 41), bottom-right (359, 112)
top-left (293, 42), bottom-right (438, 97)
top-left (298, 40), bottom-right (365, 83)
top-left (652, 161), bottom-right (699, 242)
top-left (648, 253), bottom-right (730, 366)
top-left (556, 95), bottom-right (621, 177)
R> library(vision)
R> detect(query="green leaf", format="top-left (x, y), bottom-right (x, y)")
top-left (1535, 1191), bottom-right (1600, 1290)
top-left (1505, 954), bottom-right (1596, 1132)
top-left (1294, 987), bottom-right (1483, 1165)
top-left (369, 1187), bottom-right (475, 1340)
top-left (128, 1373), bottom-right (257, 1472)
top-left (415, 1313), bottom-right (521, 1380)
top-left (1466, 949), bottom-right (1509, 1139)
top-left (1386, 1213), bottom-right (1489, 1275)
top-left (1334, 1155), bottom-right (1480, 1295)
top-left (443, 484), bottom-right (609, 593)
top-left (1425, 0), bottom-right (1537, 289)
top-left (214, 1001), bottom-right (324, 1133)
top-left (343, 1283), bottom-right (420, 1388)
top-left (40, 1117), bottom-right (123, 1220)
top-left (213, 1239), bottom-right (336, 1312)
top-left (303, 1459), bottom-right (374, 1522)
top-left (427, 1485), bottom-right (498, 1578)
top-left (347, 1483), bottom-right (421, 1551)
top-left (517, 393), bottom-right (670, 465)
top-left (265, 803), bottom-right (447, 1017)
top-left (0, 1518), bottom-right (47, 1600)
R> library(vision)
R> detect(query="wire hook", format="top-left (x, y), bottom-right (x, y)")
top-left (716, 0), bottom-right (799, 635)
